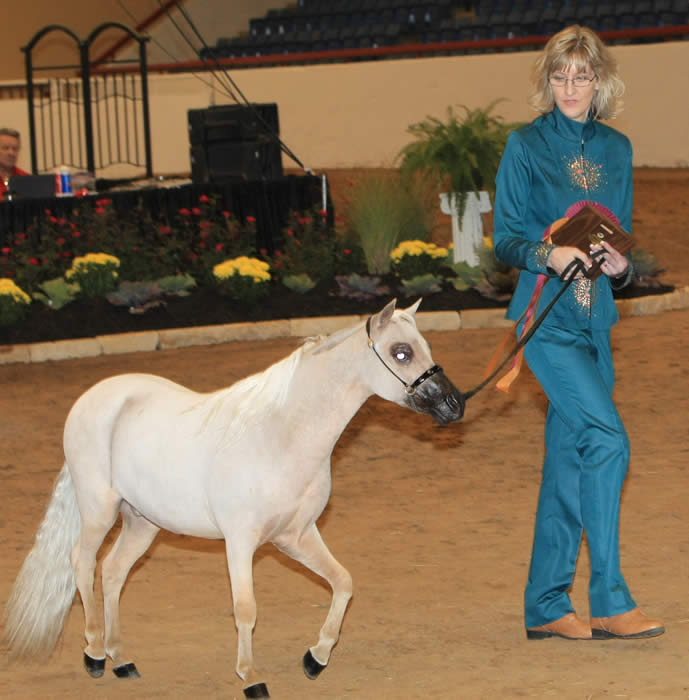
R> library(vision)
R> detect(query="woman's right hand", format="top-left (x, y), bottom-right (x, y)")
top-left (546, 245), bottom-right (592, 279)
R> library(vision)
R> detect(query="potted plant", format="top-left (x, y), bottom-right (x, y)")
top-left (398, 101), bottom-right (520, 266)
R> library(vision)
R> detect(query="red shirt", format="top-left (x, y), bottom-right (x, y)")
top-left (0, 166), bottom-right (30, 202)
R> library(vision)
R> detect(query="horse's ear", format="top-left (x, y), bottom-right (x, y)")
top-left (373, 298), bottom-right (397, 330)
top-left (404, 298), bottom-right (422, 316)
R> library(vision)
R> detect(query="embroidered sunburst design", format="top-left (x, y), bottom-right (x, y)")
top-left (564, 154), bottom-right (604, 192)
top-left (572, 278), bottom-right (591, 311)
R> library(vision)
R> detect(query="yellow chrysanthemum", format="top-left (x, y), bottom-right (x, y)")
top-left (66, 253), bottom-right (120, 279)
top-left (0, 278), bottom-right (31, 304)
top-left (213, 256), bottom-right (271, 283)
top-left (390, 240), bottom-right (448, 263)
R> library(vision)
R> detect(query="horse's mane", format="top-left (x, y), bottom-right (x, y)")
top-left (200, 320), bottom-right (366, 446)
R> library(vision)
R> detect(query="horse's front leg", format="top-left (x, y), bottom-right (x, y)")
top-left (225, 543), bottom-right (269, 699)
top-left (276, 522), bottom-right (353, 679)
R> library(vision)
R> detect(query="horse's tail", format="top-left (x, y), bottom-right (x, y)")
top-left (3, 463), bottom-right (81, 657)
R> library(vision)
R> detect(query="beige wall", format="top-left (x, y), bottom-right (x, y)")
top-left (4, 40), bottom-right (688, 174)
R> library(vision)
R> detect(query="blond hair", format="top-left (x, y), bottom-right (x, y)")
top-left (529, 25), bottom-right (624, 120)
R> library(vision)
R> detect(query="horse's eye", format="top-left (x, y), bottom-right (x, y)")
top-left (391, 344), bottom-right (412, 364)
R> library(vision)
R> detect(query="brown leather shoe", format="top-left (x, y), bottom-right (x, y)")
top-left (526, 612), bottom-right (592, 640)
top-left (591, 608), bottom-right (665, 639)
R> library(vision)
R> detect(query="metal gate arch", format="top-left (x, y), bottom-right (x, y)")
top-left (22, 22), bottom-right (153, 178)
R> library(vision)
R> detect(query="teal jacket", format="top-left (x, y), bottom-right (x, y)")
top-left (493, 106), bottom-right (633, 330)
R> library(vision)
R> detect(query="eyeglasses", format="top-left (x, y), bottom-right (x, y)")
top-left (549, 74), bottom-right (597, 88)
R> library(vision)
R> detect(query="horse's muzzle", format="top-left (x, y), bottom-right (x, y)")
top-left (407, 370), bottom-right (465, 424)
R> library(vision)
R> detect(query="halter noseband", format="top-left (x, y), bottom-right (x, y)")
top-left (365, 316), bottom-right (442, 395)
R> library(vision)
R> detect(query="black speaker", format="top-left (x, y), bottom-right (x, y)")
top-left (188, 103), bottom-right (282, 182)
top-left (188, 103), bottom-right (280, 145)
top-left (190, 141), bottom-right (283, 183)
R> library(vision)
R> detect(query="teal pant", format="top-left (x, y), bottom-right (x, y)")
top-left (523, 324), bottom-right (636, 628)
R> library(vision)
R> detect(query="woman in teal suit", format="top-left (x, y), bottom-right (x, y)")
top-left (493, 25), bottom-right (664, 641)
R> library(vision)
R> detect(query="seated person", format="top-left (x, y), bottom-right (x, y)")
top-left (0, 128), bottom-right (29, 202)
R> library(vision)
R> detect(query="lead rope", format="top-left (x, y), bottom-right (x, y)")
top-left (462, 250), bottom-right (604, 401)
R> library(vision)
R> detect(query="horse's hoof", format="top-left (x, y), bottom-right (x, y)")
top-left (303, 649), bottom-right (326, 679)
top-left (112, 662), bottom-right (141, 679)
top-left (83, 653), bottom-right (105, 678)
top-left (243, 682), bottom-right (270, 698)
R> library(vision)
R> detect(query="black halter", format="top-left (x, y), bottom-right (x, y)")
top-left (365, 316), bottom-right (443, 395)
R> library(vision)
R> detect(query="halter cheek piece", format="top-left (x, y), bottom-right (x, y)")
top-left (365, 316), bottom-right (442, 395)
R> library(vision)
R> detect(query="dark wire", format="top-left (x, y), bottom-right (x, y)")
top-left (169, 0), bottom-right (308, 171)
top-left (115, 0), bottom-right (237, 101)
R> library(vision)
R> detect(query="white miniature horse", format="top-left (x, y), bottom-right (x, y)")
top-left (4, 299), bottom-right (464, 698)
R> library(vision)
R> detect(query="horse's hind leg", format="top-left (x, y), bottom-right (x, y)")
top-left (276, 523), bottom-right (353, 679)
top-left (101, 501), bottom-right (159, 679)
top-left (71, 486), bottom-right (122, 677)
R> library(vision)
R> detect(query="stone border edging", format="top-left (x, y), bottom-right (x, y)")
top-left (1, 286), bottom-right (687, 366)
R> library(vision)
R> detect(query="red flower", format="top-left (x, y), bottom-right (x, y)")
top-left (199, 220), bottom-right (212, 229)
top-left (215, 243), bottom-right (224, 251)
top-left (179, 208), bottom-right (191, 216)
top-left (159, 225), bottom-right (171, 235)
top-left (344, 249), bottom-right (351, 255)
top-left (44, 208), bottom-right (52, 215)
top-left (95, 207), bottom-right (105, 215)
top-left (274, 250), bottom-right (282, 257)
top-left (198, 241), bottom-right (206, 248)
top-left (298, 217), bottom-right (312, 225)
top-left (192, 207), bottom-right (201, 215)
top-left (286, 229), bottom-right (294, 237)
top-left (58, 218), bottom-right (67, 226)
top-left (319, 209), bottom-right (328, 216)
top-left (246, 215), bottom-right (256, 223)
top-left (72, 231), bottom-right (82, 238)
top-left (222, 210), bottom-right (231, 218)
top-left (259, 248), bottom-right (267, 256)
top-left (96, 198), bottom-right (111, 207)
top-left (56, 237), bottom-right (66, 245)
top-left (28, 257), bottom-right (40, 266)
top-left (1, 246), bottom-right (10, 255)
top-left (199, 194), bottom-right (210, 203)
top-left (49, 216), bottom-right (58, 224)
top-left (273, 261), bottom-right (282, 269)
top-left (200, 231), bottom-right (209, 240)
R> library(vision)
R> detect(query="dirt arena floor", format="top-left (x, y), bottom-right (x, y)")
top-left (1, 168), bottom-right (688, 699)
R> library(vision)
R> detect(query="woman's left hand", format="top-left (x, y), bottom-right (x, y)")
top-left (590, 240), bottom-right (629, 278)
